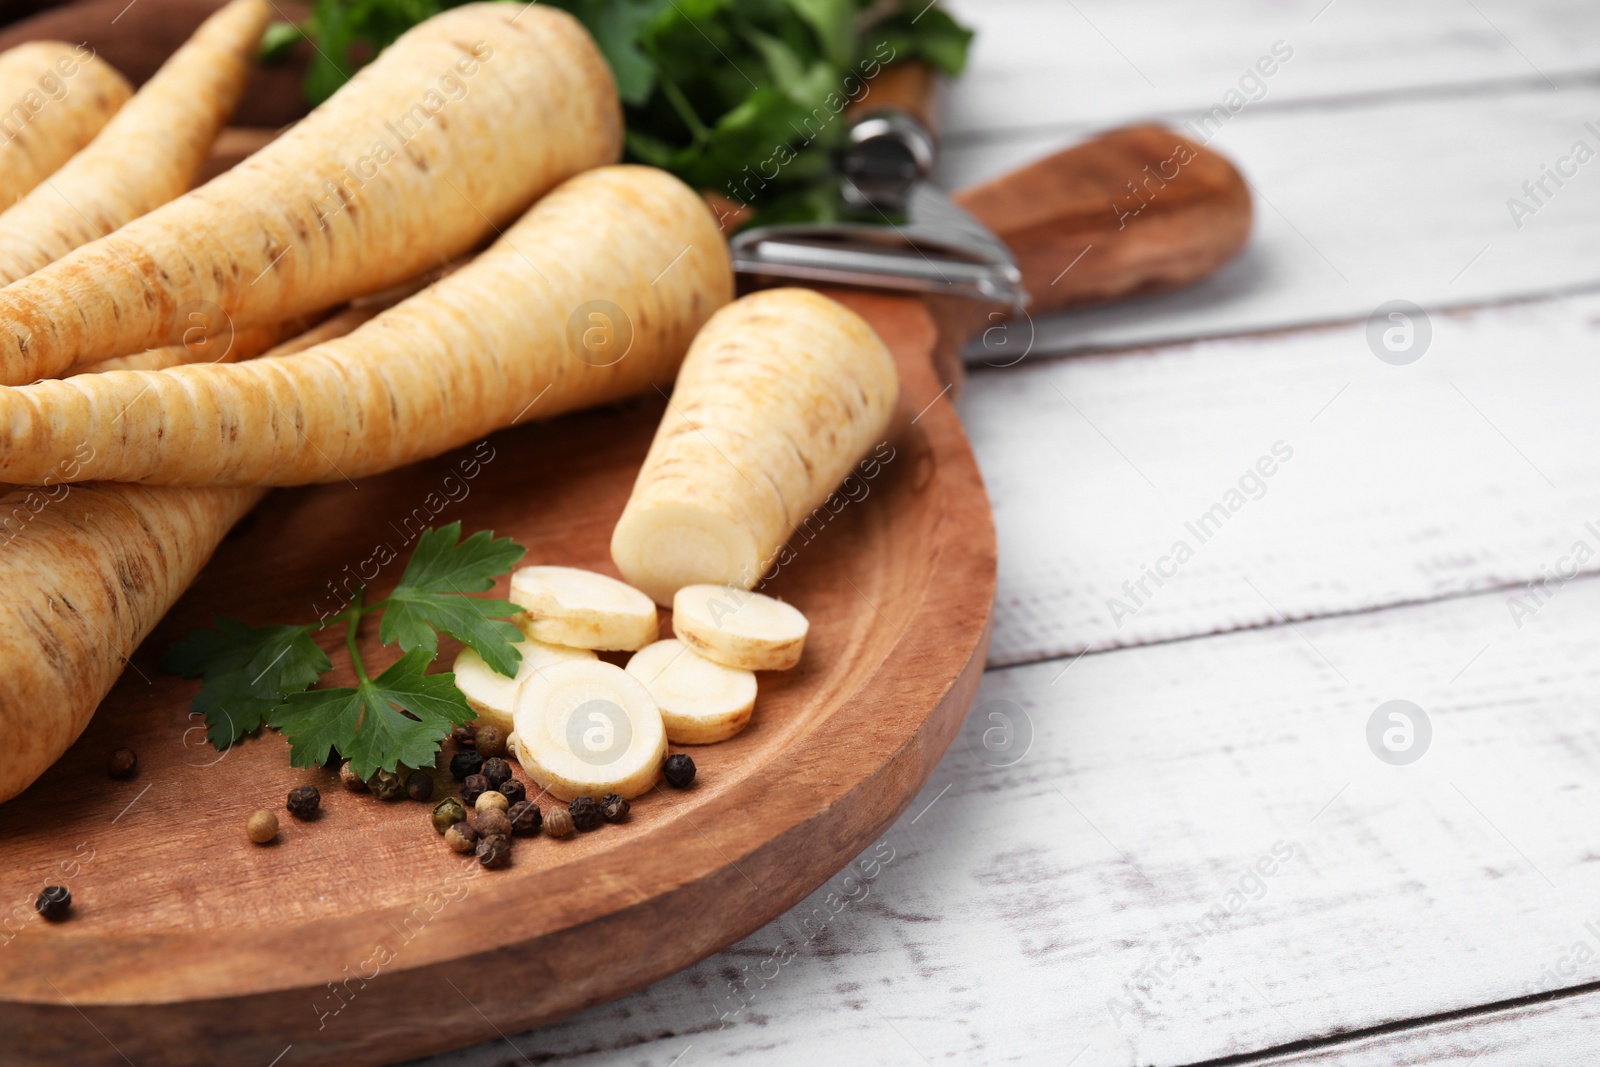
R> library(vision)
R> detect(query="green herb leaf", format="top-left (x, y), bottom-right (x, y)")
top-left (162, 618), bottom-right (330, 747)
top-left (378, 521), bottom-right (525, 674)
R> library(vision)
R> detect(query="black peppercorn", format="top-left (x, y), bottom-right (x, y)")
top-left (106, 747), bottom-right (137, 779)
top-left (569, 796), bottom-right (601, 831)
top-left (323, 747), bottom-right (344, 771)
top-left (601, 793), bottom-right (630, 822)
top-left (497, 778), bottom-right (526, 805)
top-left (404, 769), bottom-right (435, 802)
top-left (432, 797), bottom-right (467, 833)
top-left (286, 784), bottom-right (321, 821)
top-left (444, 821), bottom-right (478, 853)
top-left (507, 800), bottom-right (542, 836)
top-left (449, 749), bottom-right (483, 781)
top-left (368, 768), bottom-right (404, 800)
top-left (663, 753), bottom-right (696, 789)
top-left (35, 885), bottom-right (71, 922)
top-left (460, 773), bottom-right (489, 807)
top-left (544, 807), bottom-right (574, 838)
top-left (480, 757), bottom-right (512, 788)
top-left (452, 723), bottom-right (477, 749)
top-left (474, 723), bottom-right (507, 759)
top-left (476, 834), bottom-right (511, 869)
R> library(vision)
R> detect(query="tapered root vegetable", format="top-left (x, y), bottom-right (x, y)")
top-left (673, 584), bottom-right (809, 670)
top-left (511, 566), bottom-right (658, 651)
top-left (0, 3), bottom-right (623, 381)
top-left (68, 315), bottom-right (318, 374)
top-left (0, 165), bottom-right (730, 485)
top-left (452, 638), bottom-right (597, 735)
top-left (611, 288), bottom-right (899, 605)
top-left (0, 42), bottom-right (131, 210)
top-left (512, 659), bottom-right (667, 800)
top-left (0, 0), bottom-right (271, 287)
top-left (626, 638), bottom-right (756, 743)
top-left (0, 483), bottom-right (260, 802)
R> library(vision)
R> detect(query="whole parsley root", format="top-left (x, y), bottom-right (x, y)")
top-left (0, 0), bottom-right (271, 287)
top-left (0, 3), bottom-right (622, 382)
top-left (0, 42), bottom-right (131, 210)
top-left (0, 165), bottom-right (731, 487)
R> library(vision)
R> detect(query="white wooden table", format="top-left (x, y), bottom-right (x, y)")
top-left (414, 2), bottom-right (1600, 1063)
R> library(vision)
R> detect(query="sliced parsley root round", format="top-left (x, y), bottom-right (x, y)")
top-left (625, 638), bottom-right (756, 744)
top-left (452, 638), bottom-right (597, 735)
top-left (0, 165), bottom-right (730, 485)
top-left (0, 2), bottom-right (623, 382)
top-left (672, 585), bottom-right (808, 671)
top-left (510, 566), bottom-right (659, 651)
top-left (610, 289), bottom-right (898, 605)
top-left (0, 0), bottom-right (271, 287)
top-left (0, 42), bottom-right (131, 211)
top-left (513, 659), bottom-right (666, 801)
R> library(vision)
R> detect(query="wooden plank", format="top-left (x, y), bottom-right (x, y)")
top-left (941, 0), bottom-right (1600, 138)
top-left (411, 578), bottom-right (1600, 1066)
top-left (959, 288), bottom-right (1600, 667)
top-left (939, 87), bottom-right (1600, 355)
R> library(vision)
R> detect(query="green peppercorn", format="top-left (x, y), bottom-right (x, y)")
top-left (449, 750), bottom-right (483, 781)
top-left (340, 760), bottom-right (368, 793)
top-left (34, 885), bottom-right (71, 922)
top-left (481, 757), bottom-right (512, 788)
top-left (475, 807), bottom-right (512, 839)
top-left (569, 796), bottom-right (601, 832)
top-left (461, 773), bottom-right (489, 807)
top-left (507, 800), bottom-right (542, 836)
top-left (601, 793), bottom-right (630, 822)
top-left (663, 753), bottom-right (696, 789)
top-left (476, 834), bottom-right (511, 868)
top-left (368, 768), bottom-right (404, 801)
top-left (106, 747), bottom-right (137, 779)
top-left (444, 821), bottom-right (478, 853)
top-left (404, 769), bottom-right (435, 802)
top-left (247, 809), bottom-right (279, 844)
top-left (452, 723), bottom-right (477, 749)
top-left (474, 723), bottom-right (507, 759)
top-left (286, 785), bottom-right (320, 821)
top-left (544, 806), bottom-right (575, 838)
top-left (498, 778), bottom-right (527, 805)
top-left (432, 796), bottom-right (468, 833)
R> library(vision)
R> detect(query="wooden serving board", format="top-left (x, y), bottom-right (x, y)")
top-left (0, 291), bottom-right (996, 1066)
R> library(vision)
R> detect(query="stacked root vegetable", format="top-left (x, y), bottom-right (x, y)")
top-left (0, 1), bottom-right (899, 839)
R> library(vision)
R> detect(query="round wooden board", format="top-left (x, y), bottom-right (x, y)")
top-left (0, 292), bottom-right (995, 1065)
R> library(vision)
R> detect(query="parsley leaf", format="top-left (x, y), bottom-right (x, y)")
top-left (378, 521), bottom-right (525, 675)
top-left (161, 618), bottom-right (330, 746)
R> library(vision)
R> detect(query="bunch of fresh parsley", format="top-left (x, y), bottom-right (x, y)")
top-left (163, 523), bottom-right (525, 778)
top-left (262, 0), bottom-right (974, 227)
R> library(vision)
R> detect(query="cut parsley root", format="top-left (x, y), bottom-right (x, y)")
top-left (512, 659), bottom-right (666, 800)
top-left (452, 638), bottom-right (597, 735)
top-left (0, 483), bottom-right (260, 802)
top-left (510, 565), bottom-right (658, 651)
top-left (0, 0), bottom-right (271, 287)
top-left (625, 638), bottom-right (755, 744)
top-left (0, 165), bottom-right (730, 485)
top-left (673, 584), bottom-right (809, 671)
top-left (611, 288), bottom-right (898, 605)
top-left (0, 42), bottom-right (131, 210)
top-left (0, 3), bottom-right (623, 382)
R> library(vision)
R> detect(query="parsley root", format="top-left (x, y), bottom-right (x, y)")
top-left (0, 42), bottom-right (131, 210)
top-left (0, 3), bottom-right (623, 382)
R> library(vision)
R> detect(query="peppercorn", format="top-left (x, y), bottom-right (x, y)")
top-left (475, 790), bottom-right (509, 816)
top-left (475, 807), bottom-right (512, 839)
top-left (474, 723), bottom-right (507, 759)
top-left (452, 723), bottom-right (478, 748)
top-left (247, 809), bottom-right (279, 844)
top-left (404, 769), bottom-right (435, 802)
top-left (498, 778), bottom-right (527, 805)
top-left (601, 793), bottom-right (630, 822)
top-left (34, 885), bottom-right (71, 922)
top-left (286, 784), bottom-right (321, 821)
top-left (432, 797), bottom-right (467, 834)
top-left (340, 760), bottom-right (368, 792)
top-left (507, 800), bottom-right (542, 836)
top-left (444, 821), bottom-right (478, 853)
top-left (544, 806), bottom-right (575, 838)
top-left (449, 749), bottom-right (484, 781)
top-left (481, 757), bottom-right (512, 788)
top-left (461, 773), bottom-right (489, 807)
top-left (569, 796), bottom-right (601, 832)
top-left (106, 747), bottom-right (137, 779)
top-left (476, 833), bottom-right (511, 869)
top-left (663, 753), bottom-right (696, 789)
top-left (368, 768), bottom-right (405, 801)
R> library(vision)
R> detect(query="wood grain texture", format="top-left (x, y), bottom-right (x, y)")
top-left (0, 294), bottom-right (995, 1066)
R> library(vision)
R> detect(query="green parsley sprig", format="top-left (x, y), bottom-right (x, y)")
top-left (162, 523), bottom-right (525, 778)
